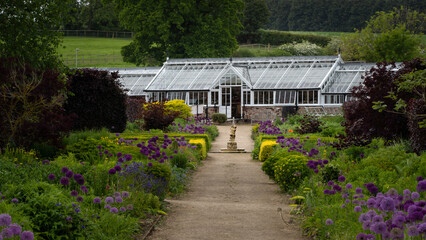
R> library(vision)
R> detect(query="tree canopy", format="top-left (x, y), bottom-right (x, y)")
top-left (0, 0), bottom-right (70, 69)
top-left (238, 0), bottom-right (270, 43)
top-left (113, 0), bottom-right (244, 66)
top-left (341, 7), bottom-right (424, 62)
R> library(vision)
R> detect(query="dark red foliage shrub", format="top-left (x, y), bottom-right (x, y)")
top-left (407, 99), bottom-right (426, 154)
top-left (0, 57), bottom-right (73, 149)
top-left (126, 97), bottom-right (146, 122)
top-left (343, 60), bottom-right (423, 144)
top-left (142, 101), bottom-right (179, 131)
top-left (65, 69), bottom-right (127, 132)
top-left (295, 114), bottom-right (323, 134)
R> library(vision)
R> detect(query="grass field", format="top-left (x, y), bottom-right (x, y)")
top-left (59, 37), bottom-right (136, 67)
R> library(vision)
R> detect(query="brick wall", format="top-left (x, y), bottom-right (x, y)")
top-left (244, 106), bottom-right (282, 121)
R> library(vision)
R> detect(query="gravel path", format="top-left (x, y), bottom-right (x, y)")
top-left (147, 124), bottom-right (304, 240)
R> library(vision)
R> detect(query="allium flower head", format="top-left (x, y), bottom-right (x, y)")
top-left (389, 228), bottom-right (404, 239)
top-left (80, 185), bottom-right (88, 193)
top-left (325, 219), bottom-right (333, 225)
top-left (120, 207), bottom-right (126, 212)
top-left (127, 204), bottom-right (133, 210)
top-left (65, 171), bottom-right (73, 178)
top-left (60, 176), bottom-right (70, 185)
top-left (104, 204), bottom-right (111, 209)
top-left (20, 231), bottom-right (34, 240)
top-left (407, 226), bottom-right (419, 236)
top-left (42, 160), bottom-right (50, 165)
top-left (403, 189), bottom-right (411, 196)
top-left (61, 167), bottom-right (69, 174)
top-left (0, 213), bottom-right (12, 226)
top-left (354, 206), bottom-right (362, 212)
top-left (365, 234), bottom-right (375, 240)
top-left (110, 207), bottom-right (118, 213)
top-left (114, 165), bottom-right (122, 172)
top-left (105, 197), bottom-right (114, 204)
top-left (66, 216), bottom-right (72, 221)
top-left (93, 197), bottom-right (101, 204)
top-left (114, 192), bottom-right (121, 198)
top-left (380, 197), bottom-right (395, 211)
top-left (48, 174), bottom-right (55, 180)
top-left (108, 168), bottom-right (116, 175)
top-left (418, 223), bottom-right (426, 233)
top-left (11, 198), bottom-right (18, 203)
top-left (9, 223), bottom-right (22, 235)
top-left (76, 196), bottom-right (83, 202)
top-left (416, 180), bottom-right (426, 192)
top-left (355, 188), bottom-right (362, 194)
top-left (328, 181), bottom-right (334, 186)
top-left (117, 152), bottom-right (122, 157)
top-left (362, 221), bottom-right (372, 230)
top-left (71, 190), bottom-right (78, 197)
top-left (147, 162), bottom-right (153, 167)
top-left (346, 183), bottom-right (353, 189)
top-left (411, 192), bottom-right (420, 199)
top-left (372, 215), bottom-right (383, 223)
top-left (115, 197), bottom-right (123, 203)
top-left (338, 175), bottom-right (346, 182)
top-left (122, 191), bottom-right (129, 198)
top-left (416, 176), bottom-right (424, 182)
top-left (356, 233), bottom-right (366, 240)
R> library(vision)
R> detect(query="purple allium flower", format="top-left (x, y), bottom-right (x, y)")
top-left (338, 175), bottom-right (346, 182)
top-left (416, 180), bottom-right (426, 192)
top-left (20, 231), bottom-right (34, 240)
top-left (110, 207), bottom-right (118, 213)
top-left (403, 189), bottom-right (411, 196)
top-left (105, 197), bottom-right (114, 204)
top-left (48, 174), bottom-right (55, 180)
top-left (122, 191), bottom-right (129, 198)
top-left (323, 159), bottom-right (329, 164)
top-left (124, 154), bottom-right (132, 161)
top-left (97, 145), bottom-right (102, 150)
top-left (42, 160), bottom-right (50, 165)
top-left (346, 183), bottom-right (353, 189)
top-left (113, 192), bottom-right (121, 198)
top-left (60, 176), bottom-right (70, 186)
top-left (359, 213), bottom-right (370, 223)
top-left (365, 234), bottom-right (375, 240)
top-left (147, 162), bottom-right (153, 167)
top-left (325, 219), bottom-right (333, 225)
top-left (137, 143), bottom-right (142, 147)
top-left (362, 221), bottom-right (372, 231)
top-left (65, 171), bottom-right (73, 178)
top-left (333, 185), bottom-right (342, 192)
top-left (104, 150), bottom-right (109, 154)
top-left (11, 198), bottom-right (18, 203)
top-left (80, 185), bottom-right (88, 194)
top-left (360, 153), bottom-right (364, 158)
top-left (114, 165), bottom-right (122, 172)
top-left (127, 204), bottom-right (133, 210)
top-left (367, 198), bottom-right (376, 209)
top-left (354, 206), bottom-right (362, 212)
top-left (120, 207), bottom-right (126, 212)
top-left (411, 192), bottom-right (420, 199)
top-left (0, 213), bottom-right (12, 226)
top-left (314, 169), bottom-right (319, 173)
top-left (418, 223), bottom-right (426, 233)
top-left (9, 223), bottom-right (22, 235)
top-left (407, 226), bottom-right (419, 236)
top-left (356, 188), bottom-right (362, 194)
top-left (392, 215), bottom-right (405, 225)
top-left (389, 228), bottom-right (403, 239)
top-left (115, 197), bottom-right (123, 203)
top-left (71, 190), bottom-right (78, 197)
top-left (117, 152), bottom-right (122, 158)
top-left (416, 176), bottom-right (424, 182)
top-left (118, 157), bottom-right (124, 163)
top-left (324, 189), bottom-right (330, 195)
top-left (104, 204), bottom-right (111, 209)
top-left (372, 215), bottom-right (383, 223)
top-left (76, 196), bottom-right (83, 202)
top-left (345, 199), bottom-right (351, 204)
top-left (108, 168), bottom-right (116, 175)
top-left (328, 181), bottom-right (334, 186)
top-left (356, 233), bottom-right (366, 240)
top-left (93, 197), bottom-right (101, 204)
top-left (66, 216), bottom-right (72, 221)
top-left (115, 133), bottom-right (120, 137)
top-left (365, 183), bottom-right (378, 195)
top-left (380, 197), bottom-right (395, 211)
top-left (341, 204), bottom-right (346, 208)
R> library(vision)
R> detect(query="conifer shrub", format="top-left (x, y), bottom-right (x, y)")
top-left (65, 69), bottom-right (127, 132)
top-left (212, 113), bottom-right (227, 123)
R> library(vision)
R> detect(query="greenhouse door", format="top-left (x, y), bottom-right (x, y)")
top-left (219, 87), bottom-right (231, 118)
top-left (219, 87), bottom-right (241, 119)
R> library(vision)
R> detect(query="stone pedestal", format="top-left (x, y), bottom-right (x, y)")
top-left (221, 125), bottom-right (246, 153)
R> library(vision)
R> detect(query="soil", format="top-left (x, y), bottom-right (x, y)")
top-left (146, 124), bottom-right (305, 240)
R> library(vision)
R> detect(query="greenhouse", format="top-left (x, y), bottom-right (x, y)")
top-left (117, 56), bottom-right (377, 120)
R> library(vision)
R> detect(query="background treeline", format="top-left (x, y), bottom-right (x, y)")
top-left (265, 0), bottom-right (425, 32)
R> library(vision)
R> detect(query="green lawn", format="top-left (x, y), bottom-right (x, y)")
top-left (58, 37), bottom-right (137, 67)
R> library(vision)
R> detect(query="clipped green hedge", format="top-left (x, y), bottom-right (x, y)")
top-left (258, 29), bottom-right (331, 47)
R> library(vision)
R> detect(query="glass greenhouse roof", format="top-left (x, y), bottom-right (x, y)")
top-left (145, 56), bottom-right (340, 91)
top-left (322, 63), bottom-right (376, 94)
top-left (116, 68), bottom-right (160, 96)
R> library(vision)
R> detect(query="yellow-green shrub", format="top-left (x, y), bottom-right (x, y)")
top-left (189, 139), bottom-right (207, 160)
top-left (259, 140), bottom-right (278, 161)
top-left (273, 155), bottom-right (309, 192)
top-left (165, 99), bottom-right (192, 119)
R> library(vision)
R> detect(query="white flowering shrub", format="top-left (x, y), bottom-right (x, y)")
top-left (278, 41), bottom-right (323, 56)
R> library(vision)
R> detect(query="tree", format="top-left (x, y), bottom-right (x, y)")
top-left (238, 0), bottom-right (270, 43)
top-left (113, 0), bottom-right (244, 66)
top-left (0, 0), bottom-right (70, 69)
top-left (341, 7), bottom-right (423, 62)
